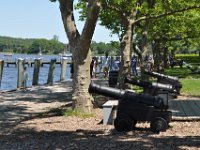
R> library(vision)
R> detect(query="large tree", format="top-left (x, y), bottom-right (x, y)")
top-left (145, 8), bottom-right (200, 70)
top-left (99, 0), bottom-right (200, 88)
top-left (50, 0), bottom-right (101, 113)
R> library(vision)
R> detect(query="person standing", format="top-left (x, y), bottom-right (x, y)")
top-left (95, 57), bottom-right (100, 76)
top-left (131, 54), bottom-right (138, 76)
top-left (70, 57), bottom-right (74, 79)
top-left (147, 55), bottom-right (154, 72)
top-left (110, 57), bottom-right (119, 71)
top-left (93, 57), bottom-right (98, 78)
top-left (90, 57), bottom-right (97, 78)
top-left (102, 52), bottom-right (110, 77)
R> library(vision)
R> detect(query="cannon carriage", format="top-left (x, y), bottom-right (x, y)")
top-left (89, 83), bottom-right (172, 133)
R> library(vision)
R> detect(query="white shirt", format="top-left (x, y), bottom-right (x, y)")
top-left (102, 56), bottom-right (109, 67)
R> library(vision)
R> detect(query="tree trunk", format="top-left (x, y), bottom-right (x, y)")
top-left (140, 24), bottom-right (150, 81)
top-left (152, 42), bottom-right (165, 72)
top-left (118, 21), bottom-right (133, 89)
top-left (72, 43), bottom-right (93, 113)
top-left (153, 41), bottom-right (168, 71)
top-left (59, 0), bottom-right (101, 113)
top-left (152, 41), bottom-right (160, 71)
top-left (163, 46), bottom-right (168, 69)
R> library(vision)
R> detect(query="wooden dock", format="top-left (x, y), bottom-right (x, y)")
top-left (169, 97), bottom-right (200, 121)
top-left (3, 60), bottom-right (71, 67)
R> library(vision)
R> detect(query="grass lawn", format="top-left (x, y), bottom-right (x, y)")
top-left (180, 79), bottom-right (200, 97)
top-left (164, 67), bottom-right (200, 97)
top-left (164, 66), bottom-right (200, 79)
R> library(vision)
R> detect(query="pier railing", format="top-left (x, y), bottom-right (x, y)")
top-left (0, 58), bottom-right (71, 89)
top-left (3, 59), bottom-right (71, 67)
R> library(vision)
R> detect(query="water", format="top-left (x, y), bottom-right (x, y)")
top-left (0, 54), bottom-right (71, 91)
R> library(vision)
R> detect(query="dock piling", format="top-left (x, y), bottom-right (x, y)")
top-left (60, 57), bottom-right (67, 81)
top-left (17, 58), bottom-right (25, 89)
top-left (32, 58), bottom-right (42, 85)
top-left (0, 60), bottom-right (4, 87)
top-left (47, 58), bottom-right (57, 85)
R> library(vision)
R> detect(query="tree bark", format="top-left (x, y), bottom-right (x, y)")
top-left (163, 46), bottom-right (168, 69)
top-left (118, 20), bottom-right (133, 89)
top-left (140, 22), bottom-right (151, 81)
top-left (59, 0), bottom-right (101, 113)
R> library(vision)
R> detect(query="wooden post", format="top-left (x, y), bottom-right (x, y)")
top-left (60, 57), bottom-right (67, 81)
top-left (40, 58), bottom-right (43, 67)
top-left (17, 58), bottom-right (25, 89)
top-left (0, 60), bottom-right (4, 87)
top-left (47, 58), bottom-right (57, 85)
top-left (15, 58), bottom-right (18, 67)
top-left (32, 58), bottom-right (42, 86)
top-left (27, 59), bottom-right (31, 67)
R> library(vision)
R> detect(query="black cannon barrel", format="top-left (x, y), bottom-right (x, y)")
top-left (89, 83), bottom-right (166, 109)
top-left (144, 71), bottom-right (182, 89)
top-left (144, 71), bottom-right (178, 81)
top-left (124, 77), bottom-right (151, 88)
top-left (151, 82), bottom-right (176, 93)
top-left (124, 77), bottom-right (177, 93)
top-left (89, 82), bottom-right (125, 99)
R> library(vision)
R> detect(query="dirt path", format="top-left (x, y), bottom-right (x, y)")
top-left (0, 81), bottom-right (73, 134)
top-left (0, 81), bottom-right (200, 150)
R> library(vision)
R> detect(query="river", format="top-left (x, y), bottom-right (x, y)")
top-left (0, 53), bottom-right (71, 91)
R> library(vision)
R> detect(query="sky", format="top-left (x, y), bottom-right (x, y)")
top-left (0, 0), bottom-right (118, 44)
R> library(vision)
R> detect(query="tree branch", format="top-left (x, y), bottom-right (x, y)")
top-left (156, 34), bottom-right (200, 43)
top-left (80, 0), bottom-right (101, 50)
top-left (59, 0), bottom-right (80, 47)
top-left (135, 5), bottom-right (200, 24)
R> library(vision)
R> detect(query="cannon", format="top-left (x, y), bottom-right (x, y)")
top-left (124, 77), bottom-right (178, 96)
top-left (89, 83), bottom-right (172, 133)
top-left (183, 61), bottom-right (200, 74)
top-left (144, 71), bottom-right (182, 94)
top-left (169, 58), bottom-right (183, 68)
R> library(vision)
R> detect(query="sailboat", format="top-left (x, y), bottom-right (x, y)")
top-left (38, 47), bottom-right (42, 56)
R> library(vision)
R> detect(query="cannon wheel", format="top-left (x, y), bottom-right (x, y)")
top-left (150, 117), bottom-right (168, 133)
top-left (133, 120), bottom-right (137, 127)
top-left (114, 114), bottom-right (133, 132)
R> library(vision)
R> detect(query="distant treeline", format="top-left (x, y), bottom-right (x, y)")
top-left (0, 36), bottom-right (66, 54)
top-left (0, 36), bottom-right (120, 55)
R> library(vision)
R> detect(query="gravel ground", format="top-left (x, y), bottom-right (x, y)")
top-left (0, 108), bottom-right (200, 150)
top-left (0, 81), bottom-right (200, 150)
